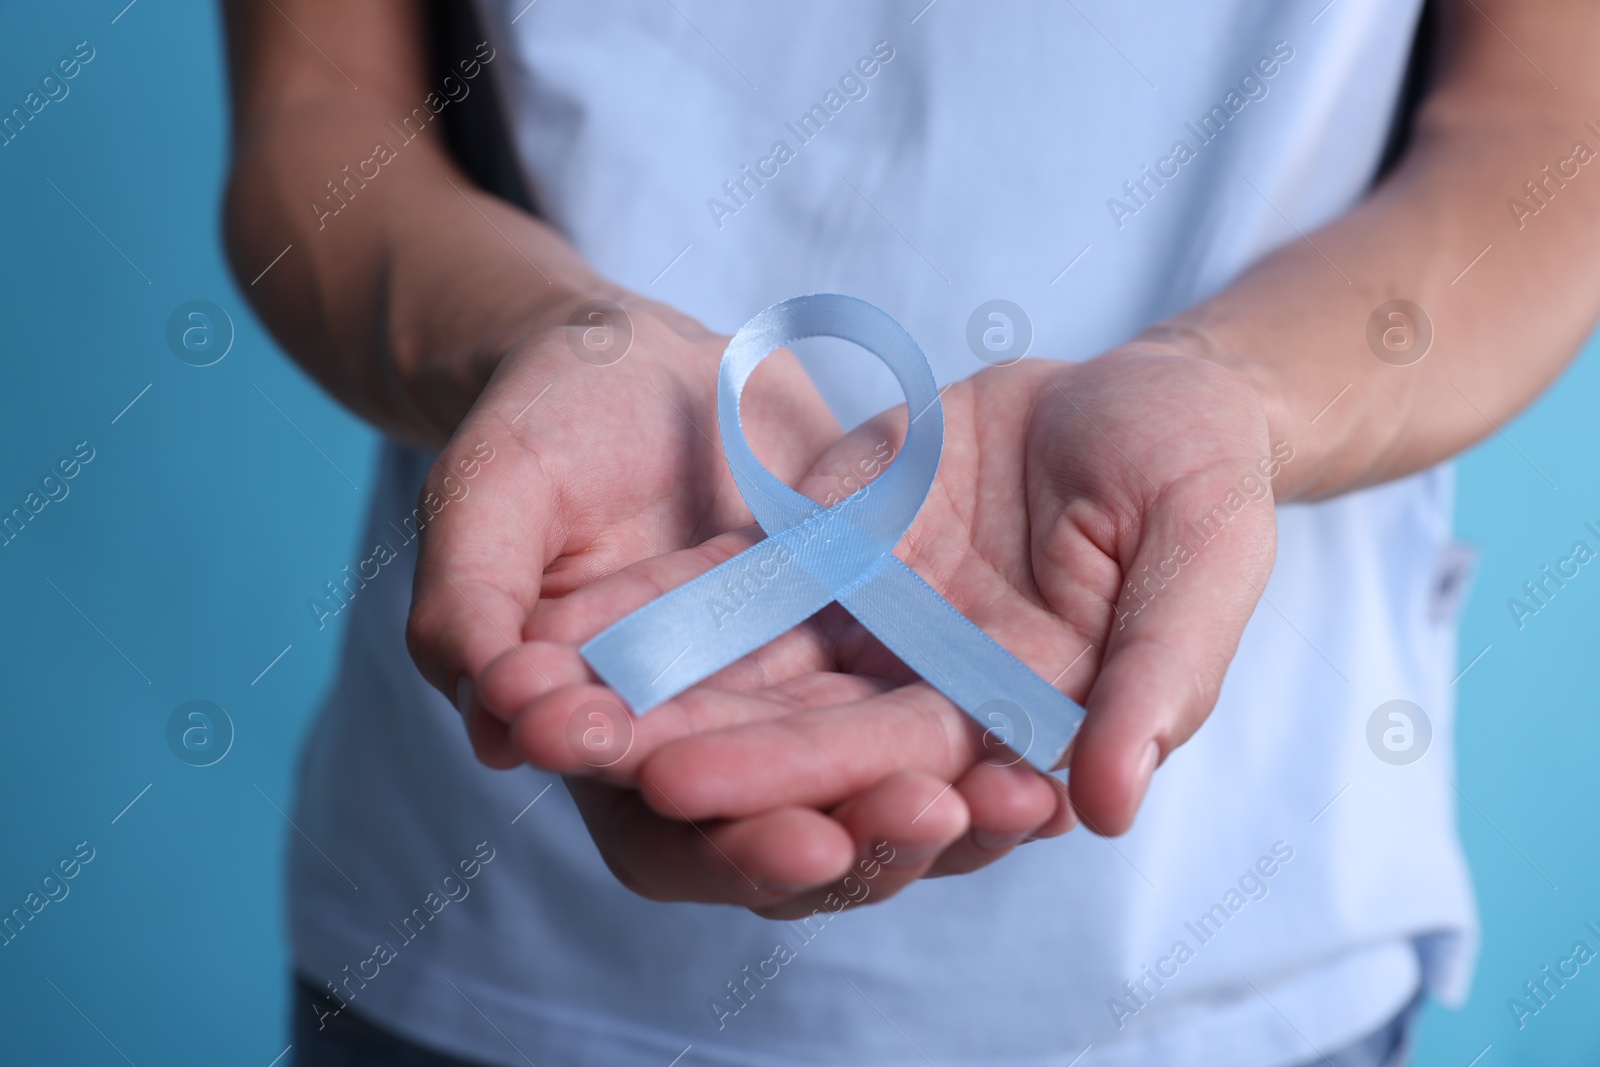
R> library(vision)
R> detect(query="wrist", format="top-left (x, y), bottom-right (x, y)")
top-left (1130, 320), bottom-right (1316, 500)
top-left (379, 187), bottom-right (628, 443)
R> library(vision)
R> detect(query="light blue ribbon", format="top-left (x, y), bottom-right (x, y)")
top-left (580, 294), bottom-right (1085, 772)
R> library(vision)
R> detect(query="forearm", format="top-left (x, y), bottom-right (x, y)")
top-left (1155, 0), bottom-right (1600, 501)
top-left (220, 0), bottom-right (615, 448)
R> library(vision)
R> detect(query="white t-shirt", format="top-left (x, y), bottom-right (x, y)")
top-left (288, 2), bottom-right (1477, 1064)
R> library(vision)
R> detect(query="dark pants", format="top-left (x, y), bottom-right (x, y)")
top-left (291, 974), bottom-right (1420, 1067)
top-left (292, 977), bottom-right (499, 1067)
top-left (1290, 991), bottom-right (1423, 1067)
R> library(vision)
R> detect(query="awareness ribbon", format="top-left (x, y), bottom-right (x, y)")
top-left (580, 294), bottom-right (1085, 772)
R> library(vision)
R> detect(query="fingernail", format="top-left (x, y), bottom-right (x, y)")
top-left (455, 675), bottom-right (474, 719)
top-left (971, 829), bottom-right (1027, 852)
top-left (1137, 740), bottom-right (1161, 791)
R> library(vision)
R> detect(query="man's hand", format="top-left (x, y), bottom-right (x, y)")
top-left (404, 300), bottom-right (844, 768)
top-left (475, 344), bottom-right (1281, 913)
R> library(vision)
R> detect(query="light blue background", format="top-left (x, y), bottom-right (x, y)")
top-left (0, 2), bottom-right (1594, 1064)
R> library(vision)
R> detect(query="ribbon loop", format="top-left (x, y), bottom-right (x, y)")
top-left (581, 294), bottom-right (1085, 771)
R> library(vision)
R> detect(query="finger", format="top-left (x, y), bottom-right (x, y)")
top-left (480, 519), bottom-right (893, 784)
top-left (752, 770), bottom-right (970, 921)
top-left (405, 421), bottom-right (559, 769)
top-left (1030, 771), bottom-right (1081, 839)
top-left (925, 761), bottom-right (1074, 877)
top-left (472, 629), bottom-right (592, 773)
top-left (510, 670), bottom-right (887, 783)
top-left (1069, 477), bottom-right (1277, 835)
top-left (463, 494), bottom-right (806, 775)
top-left (476, 638), bottom-right (592, 721)
top-left (565, 778), bottom-right (854, 907)
top-left (475, 524), bottom-right (839, 729)
top-left (464, 701), bottom-right (523, 770)
top-left (638, 683), bottom-right (985, 820)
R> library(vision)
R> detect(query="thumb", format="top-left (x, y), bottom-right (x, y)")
top-left (407, 424), bottom-right (560, 770)
top-left (1067, 474), bottom-right (1278, 835)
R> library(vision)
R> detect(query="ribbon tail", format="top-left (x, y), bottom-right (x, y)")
top-left (580, 531), bottom-right (838, 713)
top-left (837, 557), bottom-right (1086, 772)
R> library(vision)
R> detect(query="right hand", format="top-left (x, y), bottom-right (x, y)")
top-left (405, 295), bottom-right (844, 767)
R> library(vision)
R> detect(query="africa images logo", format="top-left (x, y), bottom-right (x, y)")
top-left (1105, 41), bottom-right (1295, 231)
